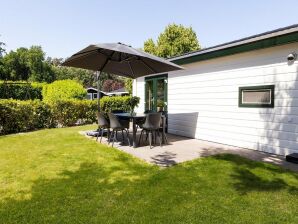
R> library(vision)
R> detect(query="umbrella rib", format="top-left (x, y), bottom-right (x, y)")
top-left (73, 48), bottom-right (98, 57)
top-left (64, 49), bottom-right (112, 65)
top-left (139, 58), bottom-right (157, 73)
top-left (122, 55), bottom-right (138, 62)
top-left (98, 51), bottom-right (115, 71)
top-left (128, 61), bottom-right (135, 77)
top-left (63, 50), bottom-right (98, 65)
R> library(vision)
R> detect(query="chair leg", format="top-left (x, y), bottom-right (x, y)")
top-left (157, 130), bottom-right (162, 147)
top-left (138, 129), bottom-right (144, 146)
top-left (112, 130), bottom-right (117, 147)
top-left (96, 128), bottom-right (101, 142)
top-left (148, 131), bottom-right (152, 149)
top-left (108, 130), bottom-right (113, 144)
top-left (100, 128), bottom-right (104, 143)
top-left (125, 129), bottom-right (131, 146)
top-left (164, 133), bottom-right (168, 144)
top-left (121, 130), bottom-right (125, 143)
top-left (107, 129), bottom-right (110, 141)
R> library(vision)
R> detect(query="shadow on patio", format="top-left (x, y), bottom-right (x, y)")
top-left (81, 130), bottom-right (298, 171)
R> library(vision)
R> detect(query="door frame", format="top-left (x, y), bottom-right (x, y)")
top-left (144, 74), bottom-right (168, 112)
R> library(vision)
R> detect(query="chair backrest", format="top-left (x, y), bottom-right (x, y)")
top-left (112, 110), bottom-right (125, 114)
top-left (108, 113), bottom-right (122, 129)
top-left (144, 110), bottom-right (154, 114)
top-left (143, 112), bottom-right (162, 130)
top-left (97, 112), bottom-right (109, 127)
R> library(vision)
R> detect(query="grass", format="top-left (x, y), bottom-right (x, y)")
top-left (0, 125), bottom-right (297, 224)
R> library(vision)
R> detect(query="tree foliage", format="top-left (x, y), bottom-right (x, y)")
top-left (102, 79), bottom-right (124, 92)
top-left (0, 46), bottom-right (55, 82)
top-left (124, 78), bottom-right (133, 94)
top-left (0, 81), bottom-right (44, 100)
top-left (143, 23), bottom-right (200, 58)
top-left (0, 40), bottom-right (5, 58)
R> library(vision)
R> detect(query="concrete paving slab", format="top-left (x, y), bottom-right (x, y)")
top-left (80, 130), bottom-right (298, 172)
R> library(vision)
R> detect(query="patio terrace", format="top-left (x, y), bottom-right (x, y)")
top-left (81, 130), bottom-right (298, 171)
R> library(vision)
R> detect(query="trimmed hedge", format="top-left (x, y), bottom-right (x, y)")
top-left (0, 100), bottom-right (52, 134)
top-left (50, 99), bottom-right (97, 127)
top-left (0, 96), bottom-right (139, 135)
top-left (42, 80), bottom-right (86, 103)
top-left (0, 99), bottom-right (97, 135)
top-left (0, 81), bottom-right (44, 100)
top-left (100, 96), bottom-right (140, 113)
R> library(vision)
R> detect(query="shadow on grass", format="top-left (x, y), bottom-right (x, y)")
top-left (1, 153), bottom-right (297, 223)
top-left (212, 154), bottom-right (298, 195)
top-left (0, 153), bottom-right (155, 224)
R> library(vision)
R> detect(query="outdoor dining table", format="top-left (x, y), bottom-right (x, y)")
top-left (113, 113), bottom-right (167, 148)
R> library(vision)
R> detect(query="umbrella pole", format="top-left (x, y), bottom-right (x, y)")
top-left (96, 71), bottom-right (101, 112)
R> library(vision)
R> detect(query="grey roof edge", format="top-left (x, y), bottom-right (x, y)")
top-left (168, 24), bottom-right (298, 62)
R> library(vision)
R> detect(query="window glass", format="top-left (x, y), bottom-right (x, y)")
top-left (242, 90), bottom-right (271, 104)
top-left (239, 85), bottom-right (274, 108)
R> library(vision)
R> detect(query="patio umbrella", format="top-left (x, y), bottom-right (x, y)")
top-left (62, 42), bottom-right (183, 110)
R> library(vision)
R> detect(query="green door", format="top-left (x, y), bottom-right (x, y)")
top-left (145, 74), bottom-right (168, 112)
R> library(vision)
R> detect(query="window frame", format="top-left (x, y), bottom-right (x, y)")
top-left (144, 74), bottom-right (168, 112)
top-left (86, 93), bottom-right (93, 100)
top-left (238, 85), bottom-right (275, 108)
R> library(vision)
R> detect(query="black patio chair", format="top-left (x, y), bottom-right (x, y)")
top-left (96, 112), bottom-right (110, 143)
top-left (138, 112), bottom-right (162, 148)
top-left (108, 113), bottom-right (131, 147)
top-left (136, 110), bottom-right (154, 129)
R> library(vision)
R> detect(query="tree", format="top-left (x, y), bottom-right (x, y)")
top-left (46, 57), bottom-right (97, 87)
top-left (0, 40), bottom-right (5, 58)
top-left (102, 79), bottom-right (124, 92)
top-left (1, 48), bottom-right (30, 80)
top-left (143, 23), bottom-right (200, 58)
top-left (0, 46), bottom-right (56, 82)
top-left (124, 78), bottom-right (133, 94)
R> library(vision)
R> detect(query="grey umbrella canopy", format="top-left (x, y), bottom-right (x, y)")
top-left (62, 42), bottom-right (183, 111)
top-left (62, 42), bottom-right (183, 78)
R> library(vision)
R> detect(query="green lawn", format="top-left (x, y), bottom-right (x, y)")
top-left (0, 125), bottom-right (297, 224)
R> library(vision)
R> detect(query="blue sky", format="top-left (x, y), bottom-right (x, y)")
top-left (1, 0), bottom-right (298, 58)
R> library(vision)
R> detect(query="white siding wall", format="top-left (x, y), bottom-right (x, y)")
top-left (134, 42), bottom-right (298, 155)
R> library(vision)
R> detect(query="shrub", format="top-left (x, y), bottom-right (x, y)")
top-left (0, 99), bottom-right (97, 135)
top-left (42, 80), bottom-right (86, 103)
top-left (50, 99), bottom-right (97, 127)
top-left (100, 96), bottom-right (140, 113)
top-left (0, 99), bottom-right (52, 135)
top-left (0, 81), bottom-right (44, 100)
top-left (0, 96), bottom-right (140, 135)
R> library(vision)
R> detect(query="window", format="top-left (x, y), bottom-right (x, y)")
top-left (86, 93), bottom-right (92, 100)
top-left (145, 74), bottom-right (168, 112)
top-left (93, 93), bottom-right (98, 99)
top-left (239, 85), bottom-right (274, 108)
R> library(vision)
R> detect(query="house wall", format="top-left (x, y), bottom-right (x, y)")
top-left (133, 42), bottom-right (298, 155)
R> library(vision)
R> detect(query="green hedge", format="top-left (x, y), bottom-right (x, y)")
top-left (42, 80), bottom-right (86, 103)
top-left (0, 96), bottom-right (139, 135)
top-left (0, 100), bottom-right (52, 134)
top-left (50, 99), bottom-right (97, 127)
top-left (0, 81), bottom-right (44, 100)
top-left (100, 95), bottom-right (140, 113)
top-left (0, 99), bottom-right (97, 135)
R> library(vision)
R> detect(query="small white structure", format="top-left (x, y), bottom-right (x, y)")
top-left (106, 87), bottom-right (129, 96)
top-left (133, 24), bottom-right (298, 156)
top-left (86, 87), bottom-right (129, 100)
top-left (86, 87), bottom-right (107, 100)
